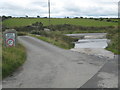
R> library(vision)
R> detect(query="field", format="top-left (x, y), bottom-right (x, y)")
top-left (3, 18), bottom-right (118, 28)
top-left (2, 17), bottom-right (119, 55)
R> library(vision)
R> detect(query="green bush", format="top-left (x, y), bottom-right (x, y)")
top-left (15, 22), bottom-right (44, 32)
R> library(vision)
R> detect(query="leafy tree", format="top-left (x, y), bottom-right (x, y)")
top-left (25, 15), bottom-right (28, 18)
top-left (2, 15), bottom-right (12, 21)
top-left (37, 16), bottom-right (40, 18)
top-left (80, 17), bottom-right (83, 19)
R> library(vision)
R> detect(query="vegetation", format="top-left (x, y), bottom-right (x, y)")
top-left (30, 31), bottom-right (78, 49)
top-left (106, 28), bottom-right (120, 54)
top-left (2, 44), bottom-right (26, 78)
top-left (3, 18), bottom-right (118, 28)
top-left (48, 24), bottom-right (115, 33)
top-left (2, 17), bottom-right (119, 55)
top-left (1, 16), bottom-right (12, 21)
top-left (17, 32), bottom-right (28, 36)
top-left (0, 32), bottom-right (2, 80)
top-left (0, 47), bottom-right (1, 80)
top-left (3, 21), bottom-right (116, 34)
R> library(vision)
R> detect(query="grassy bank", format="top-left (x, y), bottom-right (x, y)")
top-left (2, 43), bottom-right (26, 78)
top-left (0, 46), bottom-right (2, 80)
top-left (0, 32), bottom-right (2, 80)
top-left (106, 29), bottom-right (120, 54)
top-left (30, 31), bottom-right (78, 49)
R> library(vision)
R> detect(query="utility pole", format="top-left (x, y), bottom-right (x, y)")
top-left (48, 0), bottom-right (50, 26)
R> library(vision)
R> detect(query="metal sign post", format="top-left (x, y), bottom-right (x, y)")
top-left (3, 29), bottom-right (17, 47)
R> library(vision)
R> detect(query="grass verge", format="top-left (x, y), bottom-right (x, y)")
top-left (106, 29), bottom-right (120, 54)
top-left (30, 31), bottom-right (78, 49)
top-left (2, 43), bottom-right (26, 78)
top-left (17, 32), bottom-right (28, 36)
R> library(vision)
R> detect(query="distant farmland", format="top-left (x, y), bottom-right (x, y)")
top-left (3, 18), bottom-right (118, 28)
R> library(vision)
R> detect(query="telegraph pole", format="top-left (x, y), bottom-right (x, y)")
top-left (48, 0), bottom-right (50, 26)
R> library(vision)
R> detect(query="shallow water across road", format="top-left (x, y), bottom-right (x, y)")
top-left (66, 33), bottom-right (108, 48)
top-left (70, 33), bottom-right (114, 59)
top-left (75, 39), bottom-right (108, 48)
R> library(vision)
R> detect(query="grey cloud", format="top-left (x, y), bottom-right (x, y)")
top-left (0, 2), bottom-right (48, 16)
top-left (31, 1), bottom-right (48, 7)
top-left (62, 2), bottom-right (117, 17)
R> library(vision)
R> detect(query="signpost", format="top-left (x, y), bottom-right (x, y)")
top-left (6, 39), bottom-right (14, 47)
top-left (3, 29), bottom-right (17, 47)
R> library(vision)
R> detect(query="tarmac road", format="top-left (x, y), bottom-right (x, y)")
top-left (2, 36), bottom-right (108, 88)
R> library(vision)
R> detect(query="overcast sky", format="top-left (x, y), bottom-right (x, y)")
top-left (0, 0), bottom-right (119, 18)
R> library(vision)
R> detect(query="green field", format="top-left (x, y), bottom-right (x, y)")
top-left (3, 18), bottom-right (118, 28)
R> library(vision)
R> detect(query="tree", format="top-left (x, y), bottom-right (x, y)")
top-left (8, 16), bottom-right (12, 18)
top-left (25, 15), bottom-right (28, 18)
top-left (37, 16), bottom-right (40, 18)
top-left (80, 17), bottom-right (83, 19)
top-left (2, 15), bottom-right (12, 21)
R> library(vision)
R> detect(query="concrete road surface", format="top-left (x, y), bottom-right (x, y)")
top-left (81, 55), bottom-right (118, 88)
top-left (2, 36), bottom-right (108, 88)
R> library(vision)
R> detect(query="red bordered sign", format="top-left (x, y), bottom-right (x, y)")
top-left (6, 39), bottom-right (14, 47)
